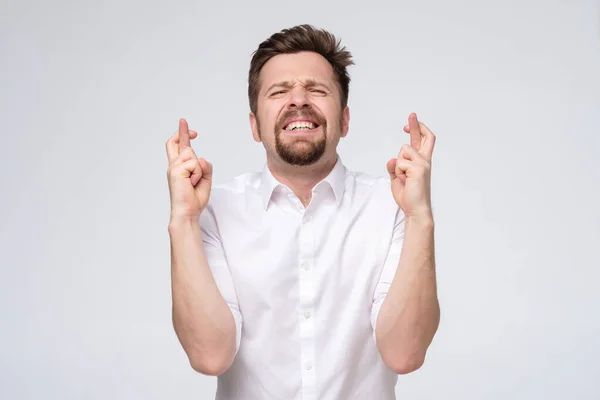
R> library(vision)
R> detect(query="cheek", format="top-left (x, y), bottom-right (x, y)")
top-left (315, 100), bottom-right (339, 120)
top-left (257, 114), bottom-right (280, 139)
top-left (261, 105), bottom-right (282, 129)
top-left (323, 108), bottom-right (342, 128)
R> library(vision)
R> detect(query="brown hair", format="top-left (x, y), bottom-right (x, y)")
top-left (248, 24), bottom-right (354, 114)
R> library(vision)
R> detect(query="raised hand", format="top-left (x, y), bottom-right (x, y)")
top-left (386, 113), bottom-right (436, 219)
top-left (166, 118), bottom-right (213, 220)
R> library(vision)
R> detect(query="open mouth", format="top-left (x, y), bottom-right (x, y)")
top-left (282, 120), bottom-right (320, 132)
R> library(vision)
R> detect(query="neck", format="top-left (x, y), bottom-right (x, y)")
top-left (267, 154), bottom-right (338, 207)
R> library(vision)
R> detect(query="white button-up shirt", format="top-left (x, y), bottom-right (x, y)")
top-left (200, 155), bottom-right (405, 400)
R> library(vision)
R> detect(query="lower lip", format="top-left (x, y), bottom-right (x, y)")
top-left (281, 126), bottom-right (321, 135)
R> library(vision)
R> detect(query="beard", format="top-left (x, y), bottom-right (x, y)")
top-left (258, 107), bottom-right (331, 166)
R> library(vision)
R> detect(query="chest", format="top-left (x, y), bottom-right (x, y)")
top-left (218, 200), bottom-right (396, 310)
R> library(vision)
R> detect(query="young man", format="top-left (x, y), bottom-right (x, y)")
top-left (166, 24), bottom-right (440, 400)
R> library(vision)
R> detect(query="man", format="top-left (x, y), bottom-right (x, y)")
top-left (166, 24), bottom-right (440, 400)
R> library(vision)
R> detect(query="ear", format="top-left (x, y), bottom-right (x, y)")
top-left (340, 106), bottom-right (350, 138)
top-left (250, 111), bottom-right (261, 142)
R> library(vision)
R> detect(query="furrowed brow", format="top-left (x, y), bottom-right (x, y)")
top-left (265, 80), bottom-right (294, 94)
top-left (265, 79), bottom-right (331, 94)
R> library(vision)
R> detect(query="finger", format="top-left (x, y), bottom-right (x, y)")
top-left (408, 113), bottom-right (422, 151)
top-left (398, 144), bottom-right (431, 181)
top-left (197, 158), bottom-right (213, 181)
top-left (404, 122), bottom-right (434, 157)
top-left (418, 122), bottom-right (436, 160)
top-left (174, 129), bottom-right (198, 143)
top-left (394, 158), bottom-right (411, 177)
top-left (166, 131), bottom-right (180, 164)
top-left (179, 118), bottom-right (191, 149)
top-left (388, 157), bottom-right (407, 186)
top-left (171, 158), bottom-right (202, 180)
top-left (387, 157), bottom-right (409, 182)
top-left (398, 144), bottom-right (417, 161)
top-left (173, 146), bottom-right (197, 166)
top-left (386, 158), bottom-right (398, 180)
top-left (191, 158), bottom-right (213, 187)
top-left (189, 159), bottom-right (203, 186)
top-left (396, 158), bottom-right (411, 186)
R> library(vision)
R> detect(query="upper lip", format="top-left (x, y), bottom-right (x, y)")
top-left (282, 118), bottom-right (319, 129)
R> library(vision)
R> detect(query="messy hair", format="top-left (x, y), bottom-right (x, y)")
top-left (248, 24), bottom-right (354, 114)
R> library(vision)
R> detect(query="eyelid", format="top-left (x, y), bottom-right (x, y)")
top-left (269, 86), bottom-right (327, 96)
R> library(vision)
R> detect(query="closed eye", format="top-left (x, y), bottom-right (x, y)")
top-left (270, 90), bottom-right (287, 96)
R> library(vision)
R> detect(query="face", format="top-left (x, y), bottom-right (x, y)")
top-left (250, 51), bottom-right (349, 166)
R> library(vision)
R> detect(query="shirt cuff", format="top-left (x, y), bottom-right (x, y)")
top-left (229, 304), bottom-right (243, 355)
top-left (370, 294), bottom-right (387, 342)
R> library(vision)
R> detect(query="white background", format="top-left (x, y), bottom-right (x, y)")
top-left (1, 0), bottom-right (599, 398)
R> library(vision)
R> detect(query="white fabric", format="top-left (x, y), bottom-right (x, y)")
top-left (199, 155), bottom-right (405, 400)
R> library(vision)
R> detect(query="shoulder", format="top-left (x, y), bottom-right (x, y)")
top-left (210, 171), bottom-right (261, 198)
top-left (203, 170), bottom-right (263, 212)
top-left (345, 167), bottom-right (393, 196)
top-left (199, 171), bottom-right (260, 230)
top-left (343, 166), bottom-right (402, 219)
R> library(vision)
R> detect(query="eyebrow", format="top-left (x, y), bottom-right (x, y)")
top-left (265, 79), bottom-right (330, 94)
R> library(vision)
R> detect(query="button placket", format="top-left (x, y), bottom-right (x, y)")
top-left (298, 214), bottom-right (317, 398)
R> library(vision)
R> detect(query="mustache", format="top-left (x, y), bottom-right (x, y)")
top-left (276, 109), bottom-right (327, 131)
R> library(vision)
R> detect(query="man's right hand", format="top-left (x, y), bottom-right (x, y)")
top-left (166, 118), bottom-right (213, 220)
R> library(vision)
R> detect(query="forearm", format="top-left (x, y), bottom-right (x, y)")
top-left (375, 215), bottom-right (440, 374)
top-left (168, 217), bottom-right (236, 375)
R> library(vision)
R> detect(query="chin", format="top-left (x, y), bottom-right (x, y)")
top-left (277, 145), bottom-right (326, 166)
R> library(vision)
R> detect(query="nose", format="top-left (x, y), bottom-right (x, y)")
top-left (286, 86), bottom-right (310, 109)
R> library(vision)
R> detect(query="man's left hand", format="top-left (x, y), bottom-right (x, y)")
top-left (386, 113), bottom-right (436, 219)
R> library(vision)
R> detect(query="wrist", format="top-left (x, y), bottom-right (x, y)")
top-left (405, 210), bottom-right (434, 228)
top-left (168, 214), bottom-right (200, 231)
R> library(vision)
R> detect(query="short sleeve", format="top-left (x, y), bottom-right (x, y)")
top-left (199, 204), bottom-right (243, 355)
top-left (371, 207), bottom-right (405, 341)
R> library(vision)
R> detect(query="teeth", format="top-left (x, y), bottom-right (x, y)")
top-left (285, 121), bottom-right (315, 131)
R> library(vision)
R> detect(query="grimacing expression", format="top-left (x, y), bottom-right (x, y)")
top-left (252, 52), bottom-right (347, 166)
top-left (258, 105), bottom-right (328, 166)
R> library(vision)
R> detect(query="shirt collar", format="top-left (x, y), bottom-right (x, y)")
top-left (259, 155), bottom-right (347, 210)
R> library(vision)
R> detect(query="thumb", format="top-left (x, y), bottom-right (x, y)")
top-left (197, 158), bottom-right (213, 181)
top-left (387, 158), bottom-right (407, 187)
top-left (189, 159), bottom-right (203, 186)
top-left (386, 158), bottom-right (397, 181)
top-left (192, 158), bottom-right (213, 189)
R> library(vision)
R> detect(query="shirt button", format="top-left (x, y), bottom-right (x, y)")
top-left (303, 312), bottom-right (311, 319)
top-left (306, 364), bottom-right (313, 371)
top-left (301, 262), bottom-right (311, 271)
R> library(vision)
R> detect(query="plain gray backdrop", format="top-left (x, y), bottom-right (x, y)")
top-left (1, 0), bottom-right (599, 399)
